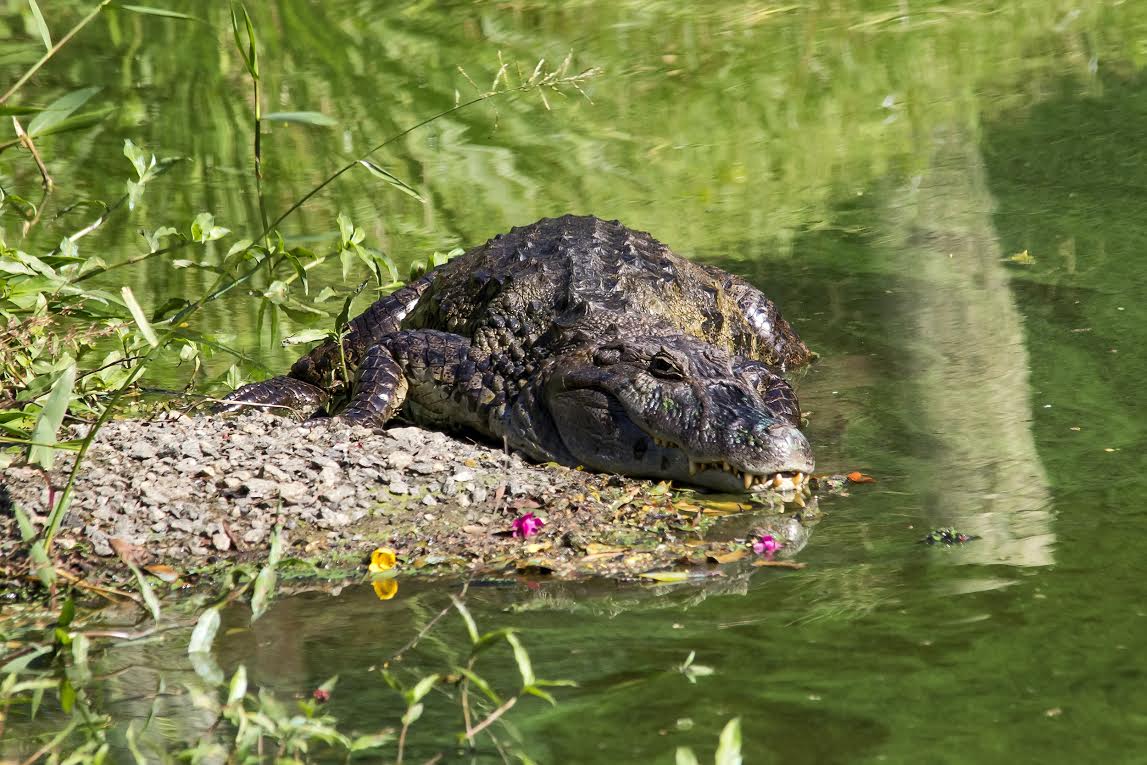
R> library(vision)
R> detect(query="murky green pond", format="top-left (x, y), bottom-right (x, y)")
top-left (6, 0), bottom-right (1147, 761)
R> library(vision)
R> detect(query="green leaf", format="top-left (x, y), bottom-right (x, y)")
top-left (454, 667), bottom-right (501, 705)
top-left (190, 212), bottom-right (230, 243)
top-left (504, 632), bottom-right (535, 687)
top-left (263, 111), bottom-right (336, 126)
top-left (405, 674), bottom-right (439, 706)
top-left (150, 297), bottom-right (191, 323)
top-left (59, 677), bottom-right (76, 713)
top-left (250, 527), bottom-right (282, 622)
top-left (357, 159), bottom-right (424, 202)
top-left (117, 4), bottom-right (201, 21)
top-left (523, 684), bottom-right (557, 706)
top-left (715, 717), bottom-right (742, 765)
top-left (27, 0), bottom-right (51, 51)
top-left (349, 731), bottom-right (394, 752)
top-left (126, 561), bottom-right (162, 622)
top-left (451, 596), bottom-right (479, 644)
top-left (28, 362), bottom-right (75, 470)
top-left (121, 287), bottom-right (159, 347)
top-left (0, 645), bottom-right (52, 675)
top-left (27, 87), bottom-right (99, 136)
top-left (188, 607), bottom-right (221, 654)
top-left (58, 595), bottom-right (76, 629)
top-left (401, 702), bottom-right (423, 726)
top-left (229, 2), bottom-right (258, 79)
top-left (124, 721), bottom-right (148, 765)
top-left (282, 328), bottom-right (330, 346)
top-left (123, 138), bottom-right (154, 180)
top-left (675, 748), bottom-right (701, 765)
top-left (227, 665), bottom-right (248, 705)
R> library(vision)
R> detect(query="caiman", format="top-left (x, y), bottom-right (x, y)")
top-left (219, 215), bottom-right (815, 494)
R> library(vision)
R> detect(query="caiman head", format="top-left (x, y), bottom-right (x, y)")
top-left (521, 333), bottom-right (813, 494)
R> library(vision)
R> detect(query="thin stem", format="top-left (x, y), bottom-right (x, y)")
top-left (464, 696), bottom-right (517, 739)
top-left (1, 1), bottom-right (112, 104)
top-left (12, 117), bottom-right (53, 189)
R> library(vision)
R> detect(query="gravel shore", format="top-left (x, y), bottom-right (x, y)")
top-left (1, 411), bottom-right (825, 592)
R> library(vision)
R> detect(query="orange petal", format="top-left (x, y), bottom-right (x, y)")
top-left (846, 471), bottom-right (875, 483)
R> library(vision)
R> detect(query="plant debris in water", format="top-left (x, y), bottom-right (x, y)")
top-left (920, 528), bottom-right (980, 545)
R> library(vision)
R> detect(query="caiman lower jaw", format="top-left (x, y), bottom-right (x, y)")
top-left (650, 436), bottom-right (810, 492)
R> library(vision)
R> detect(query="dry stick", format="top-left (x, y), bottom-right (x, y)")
top-left (0, 1), bottom-right (112, 104)
top-left (12, 118), bottom-right (53, 189)
top-left (52, 567), bottom-right (143, 605)
top-left (464, 696), bottom-right (518, 739)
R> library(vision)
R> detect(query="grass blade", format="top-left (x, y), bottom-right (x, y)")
top-left (27, 0), bottom-right (52, 51)
top-left (357, 159), bottom-right (424, 201)
top-left (121, 286), bottom-right (159, 347)
top-left (28, 362), bottom-right (75, 470)
top-left (117, 4), bottom-right (201, 21)
top-left (27, 86), bottom-right (99, 136)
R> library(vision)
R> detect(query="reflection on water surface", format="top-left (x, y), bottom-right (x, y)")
top-left (4, 1), bottom-right (1147, 762)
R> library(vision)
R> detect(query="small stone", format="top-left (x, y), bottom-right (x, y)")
top-left (278, 482), bottom-right (309, 504)
top-left (244, 478), bottom-right (279, 500)
top-left (452, 469), bottom-right (475, 482)
top-left (388, 481), bottom-right (409, 495)
top-left (421, 494), bottom-right (438, 506)
top-left (129, 442), bottom-right (157, 460)
top-left (180, 439), bottom-right (203, 459)
top-left (387, 452), bottom-right (414, 470)
top-left (212, 533), bottom-right (231, 551)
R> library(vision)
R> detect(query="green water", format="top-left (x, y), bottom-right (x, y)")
top-left (5, 0), bottom-right (1147, 761)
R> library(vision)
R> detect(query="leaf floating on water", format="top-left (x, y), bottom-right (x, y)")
top-left (707, 549), bottom-right (749, 565)
top-left (751, 559), bottom-right (807, 569)
top-left (639, 570), bottom-right (690, 583)
top-left (1006, 249), bottom-right (1036, 265)
top-left (143, 564), bottom-right (180, 583)
top-left (846, 471), bottom-right (875, 483)
top-left (920, 528), bottom-right (979, 546)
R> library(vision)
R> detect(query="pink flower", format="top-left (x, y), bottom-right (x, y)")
top-left (312, 688), bottom-right (331, 703)
top-left (752, 535), bottom-right (780, 557)
top-left (511, 512), bottom-right (545, 538)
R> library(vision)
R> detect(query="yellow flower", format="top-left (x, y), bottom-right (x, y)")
top-left (372, 579), bottom-right (399, 600)
top-left (369, 547), bottom-right (397, 574)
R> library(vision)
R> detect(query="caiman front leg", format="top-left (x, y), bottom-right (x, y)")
top-left (336, 330), bottom-right (497, 433)
top-left (216, 277), bottom-right (432, 420)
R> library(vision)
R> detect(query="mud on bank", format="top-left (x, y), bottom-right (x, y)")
top-left (1, 411), bottom-right (830, 596)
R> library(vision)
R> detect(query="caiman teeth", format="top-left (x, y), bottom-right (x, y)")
top-left (684, 463), bottom-right (811, 493)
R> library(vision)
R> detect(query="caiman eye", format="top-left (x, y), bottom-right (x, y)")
top-left (649, 353), bottom-right (685, 381)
